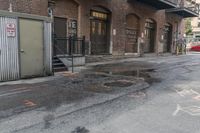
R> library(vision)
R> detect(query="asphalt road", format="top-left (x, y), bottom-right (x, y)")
top-left (0, 52), bottom-right (200, 133)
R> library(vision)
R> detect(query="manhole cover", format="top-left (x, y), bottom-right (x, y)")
top-left (128, 91), bottom-right (146, 98)
top-left (84, 73), bottom-right (109, 78)
top-left (104, 80), bottom-right (133, 87)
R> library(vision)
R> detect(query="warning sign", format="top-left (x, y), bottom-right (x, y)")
top-left (6, 23), bottom-right (16, 37)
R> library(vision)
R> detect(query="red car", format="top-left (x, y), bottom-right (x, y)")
top-left (191, 45), bottom-right (200, 51)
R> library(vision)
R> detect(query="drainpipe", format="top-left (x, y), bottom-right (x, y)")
top-left (8, 0), bottom-right (13, 12)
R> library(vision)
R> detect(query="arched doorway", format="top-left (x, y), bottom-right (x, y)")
top-left (163, 23), bottom-right (172, 53)
top-left (144, 19), bottom-right (156, 53)
top-left (125, 14), bottom-right (140, 53)
top-left (90, 6), bottom-right (111, 55)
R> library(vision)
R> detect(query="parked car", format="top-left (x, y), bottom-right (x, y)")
top-left (186, 41), bottom-right (200, 52)
top-left (191, 45), bottom-right (200, 51)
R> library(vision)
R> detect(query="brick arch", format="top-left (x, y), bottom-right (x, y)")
top-left (91, 5), bottom-right (111, 14)
top-left (146, 18), bottom-right (156, 25)
top-left (126, 13), bottom-right (140, 29)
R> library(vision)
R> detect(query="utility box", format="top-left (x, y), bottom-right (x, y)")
top-left (0, 10), bottom-right (52, 82)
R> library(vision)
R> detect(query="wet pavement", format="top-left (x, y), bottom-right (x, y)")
top-left (1, 53), bottom-right (200, 133)
top-left (0, 61), bottom-right (153, 119)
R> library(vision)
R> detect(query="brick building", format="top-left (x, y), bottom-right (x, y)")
top-left (0, 0), bottom-right (199, 55)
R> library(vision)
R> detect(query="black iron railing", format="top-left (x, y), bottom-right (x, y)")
top-left (54, 36), bottom-right (86, 56)
top-left (166, 0), bottom-right (178, 5)
top-left (178, 0), bottom-right (200, 14)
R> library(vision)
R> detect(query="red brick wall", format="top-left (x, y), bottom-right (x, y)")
top-left (0, 0), bottom-right (184, 55)
top-left (0, 0), bottom-right (48, 16)
top-left (53, 0), bottom-right (79, 19)
top-left (0, 0), bottom-right (9, 10)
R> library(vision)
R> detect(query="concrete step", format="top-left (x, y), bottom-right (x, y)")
top-left (53, 66), bottom-right (68, 72)
top-left (53, 63), bottom-right (65, 66)
top-left (53, 56), bottom-right (68, 72)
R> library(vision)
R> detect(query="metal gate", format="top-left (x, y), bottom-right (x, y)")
top-left (54, 36), bottom-right (86, 56)
top-left (0, 17), bottom-right (19, 81)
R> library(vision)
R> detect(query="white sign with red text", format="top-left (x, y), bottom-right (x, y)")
top-left (6, 23), bottom-right (16, 37)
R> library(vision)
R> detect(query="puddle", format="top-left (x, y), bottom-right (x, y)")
top-left (100, 69), bottom-right (154, 77)
top-left (85, 84), bottom-right (112, 93)
top-left (104, 80), bottom-right (133, 87)
top-left (96, 68), bottom-right (160, 84)
top-left (83, 73), bottom-right (109, 79)
top-left (71, 127), bottom-right (90, 133)
top-left (128, 89), bottom-right (147, 98)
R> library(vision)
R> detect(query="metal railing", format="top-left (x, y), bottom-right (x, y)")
top-left (178, 0), bottom-right (200, 14)
top-left (174, 39), bottom-right (187, 55)
top-left (53, 36), bottom-right (85, 73)
top-left (166, 0), bottom-right (178, 5)
top-left (54, 36), bottom-right (86, 57)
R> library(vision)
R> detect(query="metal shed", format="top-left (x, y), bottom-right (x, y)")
top-left (0, 10), bottom-right (52, 82)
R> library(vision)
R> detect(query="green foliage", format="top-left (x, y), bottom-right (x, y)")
top-left (185, 18), bottom-right (192, 35)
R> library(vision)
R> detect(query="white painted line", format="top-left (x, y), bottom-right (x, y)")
top-left (173, 104), bottom-right (182, 116)
top-left (173, 104), bottom-right (200, 116)
top-left (0, 89), bottom-right (31, 97)
top-left (0, 87), bottom-right (28, 94)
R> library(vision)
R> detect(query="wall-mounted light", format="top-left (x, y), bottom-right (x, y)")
top-left (48, 0), bottom-right (56, 18)
top-left (48, 0), bottom-right (56, 9)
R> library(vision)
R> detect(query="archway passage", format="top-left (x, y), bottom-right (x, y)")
top-left (163, 23), bottom-right (172, 53)
top-left (90, 7), bottom-right (111, 55)
top-left (125, 14), bottom-right (140, 53)
top-left (144, 19), bottom-right (156, 53)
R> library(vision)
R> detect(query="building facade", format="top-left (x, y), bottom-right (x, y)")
top-left (191, 0), bottom-right (200, 38)
top-left (0, 0), bottom-right (199, 55)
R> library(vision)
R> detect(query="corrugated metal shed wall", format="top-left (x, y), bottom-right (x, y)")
top-left (0, 17), bottom-right (19, 81)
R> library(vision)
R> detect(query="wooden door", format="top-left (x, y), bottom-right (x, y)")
top-left (125, 14), bottom-right (139, 53)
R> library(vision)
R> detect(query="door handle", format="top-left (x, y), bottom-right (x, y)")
top-left (20, 49), bottom-right (25, 53)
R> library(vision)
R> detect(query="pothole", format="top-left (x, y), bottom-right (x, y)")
top-left (104, 80), bottom-right (133, 87)
top-left (83, 73), bottom-right (109, 78)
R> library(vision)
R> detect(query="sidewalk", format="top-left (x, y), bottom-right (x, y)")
top-left (86, 53), bottom-right (173, 64)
